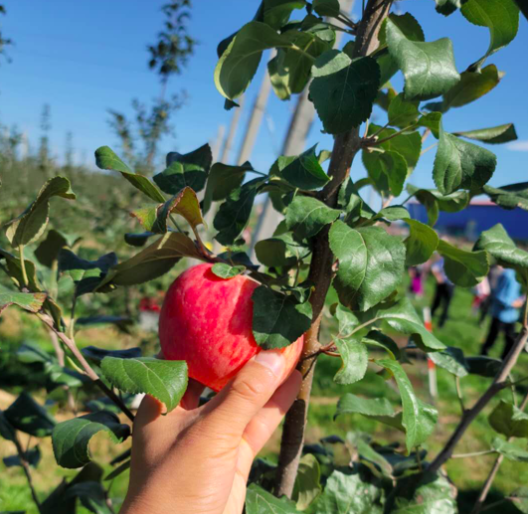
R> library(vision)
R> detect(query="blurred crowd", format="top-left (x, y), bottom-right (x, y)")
top-left (409, 253), bottom-right (525, 360)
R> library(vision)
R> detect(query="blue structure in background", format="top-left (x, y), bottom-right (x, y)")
top-left (407, 201), bottom-right (528, 241)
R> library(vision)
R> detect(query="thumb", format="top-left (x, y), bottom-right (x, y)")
top-left (203, 350), bottom-right (286, 434)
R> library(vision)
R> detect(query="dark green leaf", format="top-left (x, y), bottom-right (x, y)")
top-left (419, 111), bottom-right (442, 138)
top-left (335, 393), bottom-right (396, 419)
top-left (81, 346), bottom-right (141, 366)
top-left (3, 446), bottom-right (41, 468)
top-left (202, 162), bottom-right (251, 214)
top-left (215, 21), bottom-right (291, 99)
top-left (492, 437), bottom-right (528, 461)
top-left (276, 145), bottom-right (330, 190)
top-left (363, 149), bottom-right (408, 197)
top-left (465, 355), bottom-right (502, 377)
top-left (0, 287), bottom-right (47, 316)
top-left (435, 0), bottom-right (465, 15)
top-left (338, 179), bottom-right (376, 222)
top-left (363, 330), bottom-right (401, 360)
top-left (52, 411), bottom-right (130, 469)
top-left (5, 393), bottom-right (56, 437)
top-left (16, 342), bottom-right (51, 364)
top-left (0, 411), bottom-right (16, 441)
top-left (385, 16), bottom-right (460, 100)
top-left (437, 239), bottom-right (490, 287)
top-left (474, 224), bottom-right (528, 283)
top-left (211, 262), bottom-right (246, 279)
top-left (245, 483), bottom-right (299, 513)
top-left (379, 13), bottom-right (425, 46)
top-left (374, 206), bottom-right (410, 222)
top-left (428, 346), bottom-right (468, 377)
top-left (484, 182), bottom-right (528, 210)
top-left (154, 144), bottom-right (212, 194)
top-left (6, 177), bottom-right (76, 248)
top-left (388, 93), bottom-right (420, 128)
top-left (454, 123), bottom-right (517, 144)
top-left (377, 359), bottom-right (438, 451)
top-left (443, 64), bottom-right (502, 110)
top-left (329, 221), bottom-right (406, 311)
top-left (95, 146), bottom-right (165, 202)
top-left (255, 237), bottom-right (297, 268)
top-left (214, 178), bottom-right (265, 246)
top-left (35, 230), bottom-right (69, 268)
top-left (312, 0), bottom-right (340, 16)
top-left (462, 0), bottom-right (520, 69)
top-left (66, 481), bottom-right (113, 514)
top-left (433, 127), bottom-right (497, 195)
top-left (101, 357), bottom-right (188, 413)
top-left (124, 232), bottom-right (154, 247)
top-left (333, 338), bottom-right (368, 385)
top-left (404, 219), bottom-right (439, 266)
top-left (309, 50), bottom-right (380, 134)
top-left (58, 250), bottom-right (117, 275)
top-left (489, 400), bottom-right (528, 438)
top-left (252, 285), bottom-right (312, 349)
top-left (285, 196), bottom-right (340, 240)
top-left (99, 233), bottom-right (201, 288)
top-left (262, 0), bottom-right (306, 30)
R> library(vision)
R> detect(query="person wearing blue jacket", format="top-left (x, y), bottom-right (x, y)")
top-left (481, 267), bottom-right (525, 359)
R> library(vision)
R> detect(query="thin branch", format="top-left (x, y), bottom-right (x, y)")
top-left (421, 142), bottom-right (438, 156)
top-left (36, 313), bottom-right (135, 422)
top-left (421, 128), bottom-right (431, 143)
top-left (455, 376), bottom-right (466, 414)
top-left (366, 124), bottom-right (415, 147)
top-left (49, 330), bottom-right (77, 414)
top-left (12, 430), bottom-right (42, 513)
top-left (428, 323), bottom-right (528, 475)
top-left (451, 449), bottom-right (497, 459)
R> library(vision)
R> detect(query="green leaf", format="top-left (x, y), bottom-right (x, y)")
top-left (329, 221), bottom-right (406, 311)
top-left (428, 346), bottom-right (468, 377)
top-left (153, 144), bottom-right (212, 195)
top-left (214, 178), bottom-right (265, 246)
top-left (35, 229), bottom-right (69, 268)
top-left (99, 232), bottom-right (201, 288)
top-left (333, 338), bottom-right (368, 385)
top-left (5, 392), bottom-right (56, 437)
top-left (363, 149), bottom-right (408, 197)
top-left (309, 50), bottom-right (380, 134)
top-left (437, 239), bottom-right (490, 287)
top-left (95, 146), bottom-right (165, 202)
top-left (388, 93), bottom-right (420, 128)
top-left (363, 330), bottom-right (401, 360)
top-left (461, 0), bottom-right (520, 69)
top-left (312, 0), bottom-right (340, 17)
top-left (285, 196), bottom-right (340, 240)
top-left (379, 13), bottom-right (426, 46)
top-left (0, 287), bottom-right (47, 316)
top-left (215, 21), bottom-right (292, 99)
top-left (66, 481), bottom-right (113, 514)
top-left (377, 360), bottom-right (438, 451)
top-left (252, 285), bottom-right (312, 349)
top-left (276, 145), bottom-right (330, 190)
top-left (484, 182), bottom-right (528, 210)
top-left (374, 205), bottom-right (410, 222)
top-left (101, 357), bottom-right (188, 413)
top-left (492, 437), bottom-right (528, 462)
top-left (335, 393), bottom-right (396, 419)
top-left (333, 303), bottom-right (360, 336)
top-left (245, 483), bottom-right (299, 513)
top-left (465, 355), bottom-right (502, 377)
top-left (419, 111), bottom-right (442, 138)
top-left (433, 127), bottom-right (497, 195)
top-left (435, 0), bottom-right (465, 15)
top-left (489, 400), bottom-right (528, 438)
top-left (3, 446), bottom-right (41, 468)
top-left (262, 0), bottom-right (306, 30)
top-left (375, 297), bottom-right (446, 351)
top-left (338, 179), bottom-right (376, 222)
top-left (314, 469), bottom-right (384, 514)
top-left (81, 346), bottom-right (142, 366)
top-left (52, 412), bottom-right (130, 469)
top-left (6, 177), bottom-right (76, 249)
top-left (443, 64), bottom-right (502, 110)
top-left (211, 263), bottom-right (246, 279)
top-left (255, 236), bottom-right (298, 268)
top-left (454, 123), bottom-right (517, 144)
top-left (292, 454), bottom-right (322, 510)
top-left (202, 162), bottom-right (252, 214)
top-left (268, 30), bottom-right (330, 100)
top-left (385, 16), bottom-right (460, 101)
top-left (132, 187), bottom-right (205, 234)
top-left (0, 411), bottom-right (16, 442)
top-left (404, 219), bottom-right (439, 266)
top-left (474, 224), bottom-right (528, 283)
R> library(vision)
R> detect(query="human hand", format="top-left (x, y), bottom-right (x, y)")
top-left (120, 350), bottom-right (302, 514)
top-left (513, 297), bottom-right (525, 309)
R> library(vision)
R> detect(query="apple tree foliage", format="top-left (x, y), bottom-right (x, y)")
top-left (1, 0), bottom-right (528, 512)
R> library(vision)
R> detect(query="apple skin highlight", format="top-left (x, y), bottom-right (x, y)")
top-left (159, 263), bottom-right (304, 392)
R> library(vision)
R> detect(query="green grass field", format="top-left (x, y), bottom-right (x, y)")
top-left (1, 277), bottom-right (527, 513)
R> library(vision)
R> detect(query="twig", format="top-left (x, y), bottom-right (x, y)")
top-left (12, 430), bottom-right (42, 513)
top-left (451, 449), bottom-right (497, 459)
top-left (421, 142), bottom-right (438, 156)
top-left (428, 305), bottom-right (528, 475)
top-left (421, 128), bottom-right (431, 143)
top-left (49, 330), bottom-right (77, 414)
top-left (36, 313), bottom-right (135, 422)
top-left (471, 389), bottom-right (528, 513)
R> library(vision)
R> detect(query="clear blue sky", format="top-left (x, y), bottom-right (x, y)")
top-left (1, 0), bottom-right (527, 192)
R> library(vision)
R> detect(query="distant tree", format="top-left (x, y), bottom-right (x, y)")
top-left (0, 5), bottom-right (12, 64)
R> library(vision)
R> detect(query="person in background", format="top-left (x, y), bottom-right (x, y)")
top-left (472, 276), bottom-right (490, 319)
top-left (431, 256), bottom-right (454, 328)
top-left (480, 267), bottom-right (525, 359)
top-left (479, 264), bottom-right (502, 325)
top-left (409, 266), bottom-right (424, 298)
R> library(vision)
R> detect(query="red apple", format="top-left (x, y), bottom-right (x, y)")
top-left (159, 263), bottom-right (304, 392)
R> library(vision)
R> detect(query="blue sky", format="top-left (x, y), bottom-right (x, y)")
top-left (1, 0), bottom-right (527, 193)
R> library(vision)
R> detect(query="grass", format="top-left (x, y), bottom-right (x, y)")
top-left (1, 278), bottom-right (528, 513)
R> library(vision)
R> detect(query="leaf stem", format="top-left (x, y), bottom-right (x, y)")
top-left (19, 245), bottom-right (29, 288)
top-left (36, 313), bottom-right (135, 422)
top-left (451, 449), bottom-right (497, 459)
top-left (369, 125), bottom-right (415, 146)
top-left (455, 375), bottom-right (466, 413)
top-left (421, 142), bottom-right (438, 156)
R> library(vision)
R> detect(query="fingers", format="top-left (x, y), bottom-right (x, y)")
top-left (202, 350), bottom-right (287, 434)
top-left (180, 379), bottom-right (205, 410)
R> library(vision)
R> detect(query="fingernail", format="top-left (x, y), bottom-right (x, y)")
top-left (254, 351), bottom-right (284, 377)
